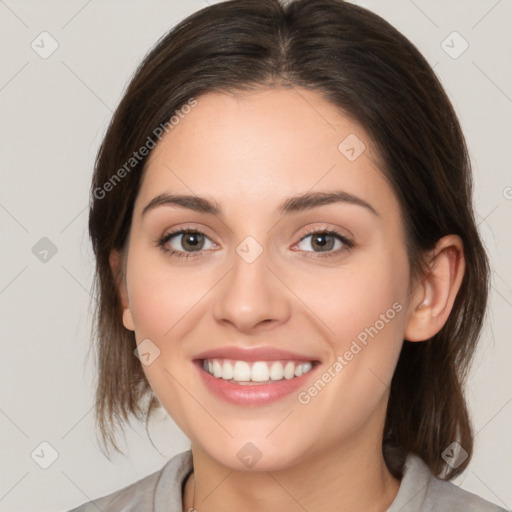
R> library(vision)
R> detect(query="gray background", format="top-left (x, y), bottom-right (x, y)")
top-left (0, 0), bottom-right (511, 511)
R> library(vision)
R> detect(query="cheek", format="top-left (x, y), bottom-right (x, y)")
top-left (295, 250), bottom-right (408, 348)
top-left (126, 248), bottom-right (208, 339)
top-left (308, 248), bottom-right (408, 395)
top-left (124, 252), bottom-right (202, 431)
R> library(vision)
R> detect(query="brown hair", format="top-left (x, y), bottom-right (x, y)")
top-left (87, 0), bottom-right (489, 479)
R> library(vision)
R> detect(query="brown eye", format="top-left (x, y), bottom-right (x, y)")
top-left (301, 231), bottom-right (351, 252)
top-left (158, 228), bottom-right (214, 258)
top-left (307, 233), bottom-right (336, 252)
top-left (176, 231), bottom-right (206, 251)
top-left (296, 229), bottom-right (354, 258)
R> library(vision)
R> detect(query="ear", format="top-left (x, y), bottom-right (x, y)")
top-left (404, 234), bottom-right (465, 342)
top-left (109, 249), bottom-right (135, 332)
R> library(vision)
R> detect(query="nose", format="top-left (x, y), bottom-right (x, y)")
top-left (212, 243), bottom-right (291, 334)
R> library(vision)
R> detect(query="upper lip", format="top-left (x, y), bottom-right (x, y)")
top-left (193, 346), bottom-right (320, 363)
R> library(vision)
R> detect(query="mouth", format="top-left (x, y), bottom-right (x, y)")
top-left (199, 358), bottom-right (318, 384)
top-left (193, 357), bottom-right (321, 406)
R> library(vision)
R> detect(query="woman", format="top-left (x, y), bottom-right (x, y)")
top-left (69, 0), bottom-right (507, 510)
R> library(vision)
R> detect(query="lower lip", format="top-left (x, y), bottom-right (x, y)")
top-left (194, 361), bottom-right (319, 406)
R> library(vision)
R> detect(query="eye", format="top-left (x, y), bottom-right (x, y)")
top-left (156, 226), bottom-right (354, 260)
top-left (294, 228), bottom-right (354, 258)
top-left (157, 228), bottom-right (215, 259)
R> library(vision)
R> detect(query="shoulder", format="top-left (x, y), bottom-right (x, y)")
top-left (66, 469), bottom-right (160, 512)
top-left (66, 450), bottom-right (193, 512)
top-left (389, 453), bottom-right (508, 512)
top-left (429, 475), bottom-right (508, 511)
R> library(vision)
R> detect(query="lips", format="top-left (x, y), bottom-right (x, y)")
top-left (193, 345), bottom-right (320, 363)
top-left (192, 345), bottom-right (321, 406)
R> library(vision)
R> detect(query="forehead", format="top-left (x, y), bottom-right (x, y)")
top-left (135, 87), bottom-right (398, 220)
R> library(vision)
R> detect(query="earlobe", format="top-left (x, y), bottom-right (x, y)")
top-left (122, 308), bottom-right (135, 331)
top-left (109, 249), bottom-right (135, 332)
top-left (404, 235), bottom-right (465, 342)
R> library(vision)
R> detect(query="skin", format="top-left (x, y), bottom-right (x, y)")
top-left (111, 87), bottom-right (465, 512)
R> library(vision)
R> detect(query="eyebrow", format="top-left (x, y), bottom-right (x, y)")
top-left (141, 190), bottom-right (380, 218)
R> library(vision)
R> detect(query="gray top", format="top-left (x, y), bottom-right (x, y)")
top-left (68, 450), bottom-right (508, 512)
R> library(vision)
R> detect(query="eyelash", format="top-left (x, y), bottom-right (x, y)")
top-left (156, 227), bottom-right (354, 260)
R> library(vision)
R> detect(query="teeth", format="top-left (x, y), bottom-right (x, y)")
top-left (284, 361), bottom-right (295, 380)
top-left (202, 358), bottom-right (315, 383)
top-left (300, 362), bottom-right (313, 375)
top-left (269, 361), bottom-right (284, 380)
top-left (213, 360), bottom-right (223, 378)
top-left (222, 361), bottom-right (234, 380)
top-left (233, 361), bottom-right (251, 381)
top-left (251, 362), bottom-right (269, 382)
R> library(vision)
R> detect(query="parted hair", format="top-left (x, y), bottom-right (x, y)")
top-left (87, 0), bottom-right (490, 479)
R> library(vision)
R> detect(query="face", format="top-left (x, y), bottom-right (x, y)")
top-left (119, 87), bottom-right (414, 471)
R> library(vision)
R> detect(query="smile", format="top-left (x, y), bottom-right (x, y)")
top-left (194, 357), bottom-right (321, 406)
top-left (202, 358), bottom-right (315, 384)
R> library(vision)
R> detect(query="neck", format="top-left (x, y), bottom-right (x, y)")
top-left (183, 433), bottom-right (400, 512)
